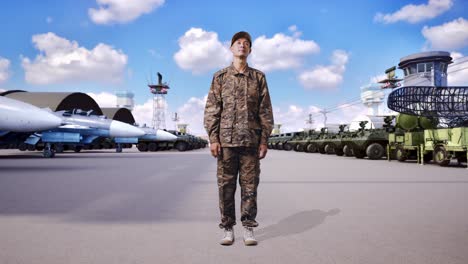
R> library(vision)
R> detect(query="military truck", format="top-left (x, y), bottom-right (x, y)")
top-left (268, 132), bottom-right (295, 150)
top-left (267, 134), bottom-right (280, 149)
top-left (422, 127), bottom-right (468, 166)
top-left (277, 131), bottom-right (304, 151)
top-left (289, 130), bottom-right (314, 152)
top-left (301, 128), bottom-right (330, 153)
top-left (167, 130), bottom-right (195, 151)
top-left (387, 114), bottom-right (435, 163)
top-left (311, 128), bottom-right (339, 154)
top-left (320, 125), bottom-right (353, 156)
top-left (387, 114), bottom-right (468, 166)
top-left (342, 120), bottom-right (389, 160)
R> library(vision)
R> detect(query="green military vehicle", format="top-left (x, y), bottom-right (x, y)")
top-left (267, 134), bottom-right (280, 149)
top-left (167, 130), bottom-right (197, 151)
top-left (268, 132), bottom-right (295, 150)
top-left (387, 114), bottom-right (436, 163)
top-left (423, 127), bottom-right (468, 166)
top-left (342, 120), bottom-right (389, 160)
top-left (320, 124), bottom-right (353, 156)
top-left (289, 130), bottom-right (315, 152)
top-left (311, 127), bottom-right (339, 154)
top-left (388, 114), bottom-right (468, 166)
top-left (299, 128), bottom-right (326, 153)
top-left (277, 131), bottom-right (304, 151)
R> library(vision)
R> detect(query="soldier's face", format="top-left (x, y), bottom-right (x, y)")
top-left (230, 38), bottom-right (251, 58)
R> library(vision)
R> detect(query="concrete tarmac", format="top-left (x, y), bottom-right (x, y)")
top-left (0, 148), bottom-right (467, 264)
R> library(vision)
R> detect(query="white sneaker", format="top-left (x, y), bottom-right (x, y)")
top-left (220, 228), bottom-right (234, 245)
top-left (243, 227), bottom-right (258, 246)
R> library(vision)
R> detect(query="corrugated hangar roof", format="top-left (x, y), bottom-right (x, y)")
top-left (101, 108), bottom-right (136, 124)
top-left (1, 91), bottom-right (103, 115)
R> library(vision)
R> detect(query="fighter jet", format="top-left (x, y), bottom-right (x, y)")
top-left (0, 96), bottom-right (62, 132)
top-left (26, 109), bottom-right (145, 157)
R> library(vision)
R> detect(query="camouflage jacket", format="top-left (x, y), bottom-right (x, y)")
top-left (204, 64), bottom-right (274, 147)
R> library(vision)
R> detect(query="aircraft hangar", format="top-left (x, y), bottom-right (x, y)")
top-left (0, 90), bottom-right (103, 115)
top-left (101, 108), bottom-right (136, 124)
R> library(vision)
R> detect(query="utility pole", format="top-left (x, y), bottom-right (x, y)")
top-left (319, 109), bottom-right (330, 128)
top-left (305, 113), bottom-right (314, 130)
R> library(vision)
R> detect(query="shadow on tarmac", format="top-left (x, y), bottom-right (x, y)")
top-left (256, 209), bottom-right (340, 242)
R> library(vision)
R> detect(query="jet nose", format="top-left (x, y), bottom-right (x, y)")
top-left (109, 121), bottom-right (145, 137)
top-left (156, 129), bottom-right (178, 141)
top-left (30, 109), bottom-right (62, 131)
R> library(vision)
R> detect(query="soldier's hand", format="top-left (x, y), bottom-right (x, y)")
top-left (258, 144), bottom-right (268, 159)
top-left (210, 142), bottom-right (221, 158)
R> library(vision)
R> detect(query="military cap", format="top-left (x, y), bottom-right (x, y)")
top-left (231, 31), bottom-right (252, 47)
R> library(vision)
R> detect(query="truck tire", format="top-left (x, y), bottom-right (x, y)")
top-left (295, 144), bottom-right (304, 152)
top-left (396, 147), bottom-right (407, 162)
top-left (306, 143), bottom-right (317, 153)
top-left (343, 145), bottom-right (353, 156)
top-left (283, 143), bottom-right (293, 151)
top-left (18, 143), bottom-right (27, 151)
top-left (324, 144), bottom-right (334, 154)
top-left (433, 146), bottom-right (450, 166)
top-left (366, 143), bottom-right (385, 160)
top-left (137, 143), bottom-right (148, 152)
top-left (176, 142), bottom-right (188, 152)
top-left (148, 143), bottom-right (158, 152)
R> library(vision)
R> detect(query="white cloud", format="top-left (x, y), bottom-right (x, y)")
top-left (173, 95), bottom-right (207, 135)
top-left (132, 99), bottom-right (154, 127)
top-left (0, 57), bottom-right (11, 83)
top-left (174, 27), bottom-right (320, 74)
top-left (174, 28), bottom-right (231, 74)
top-left (89, 0), bottom-right (164, 25)
top-left (448, 52), bottom-right (468, 85)
top-left (87, 92), bottom-right (117, 107)
top-left (422, 18), bottom-right (468, 50)
top-left (288, 24), bottom-right (303, 38)
top-left (22, 32), bottom-right (128, 85)
top-left (250, 31), bottom-right (319, 71)
top-left (298, 50), bottom-right (350, 90)
top-left (374, 0), bottom-right (453, 24)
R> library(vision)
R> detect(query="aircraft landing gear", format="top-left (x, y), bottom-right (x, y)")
top-left (43, 143), bottom-right (55, 158)
top-left (116, 143), bottom-right (123, 153)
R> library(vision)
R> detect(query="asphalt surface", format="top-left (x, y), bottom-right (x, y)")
top-left (0, 148), bottom-right (467, 264)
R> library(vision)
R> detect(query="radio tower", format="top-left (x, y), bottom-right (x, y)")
top-left (148, 72), bottom-right (170, 129)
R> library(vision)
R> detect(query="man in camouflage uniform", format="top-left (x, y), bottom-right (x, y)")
top-left (204, 31), bottom-right (274, 246)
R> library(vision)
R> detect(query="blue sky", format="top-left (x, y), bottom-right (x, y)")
top-left (0, 0), bottom-right (467, 134)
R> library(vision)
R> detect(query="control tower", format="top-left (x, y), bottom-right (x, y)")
top-left (398, 51), bottom-right (452, 86)
top-left (360, 83), bottom-right (385, 116)
top-left (148, 72), bottom-right (170, 129)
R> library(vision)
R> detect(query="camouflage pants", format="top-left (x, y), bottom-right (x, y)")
top-left (217, 147), bottom-right (260, 229)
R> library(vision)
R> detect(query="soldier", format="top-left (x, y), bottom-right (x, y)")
top-left (204, 31), bottom-right (274, 246)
